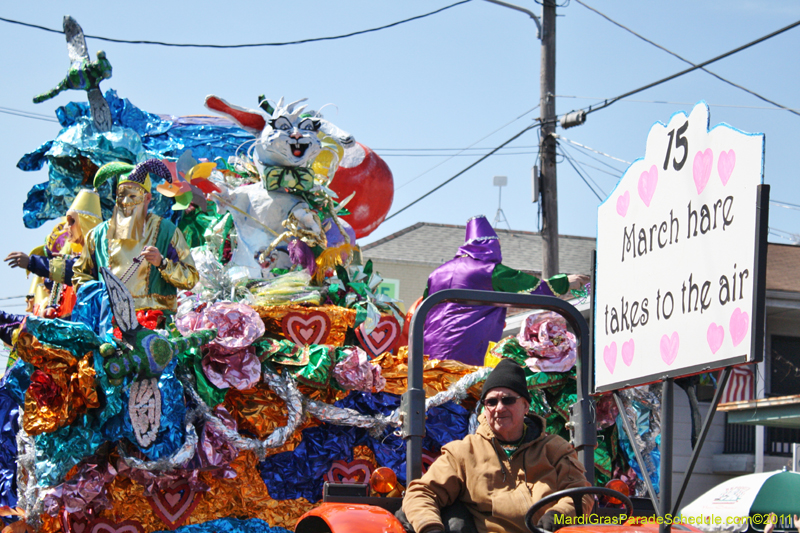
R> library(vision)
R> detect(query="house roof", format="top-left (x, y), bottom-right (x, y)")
top-left (766, 242), bottom-right (800, 292)
top-left (361, 222), bottom-right (595, 275)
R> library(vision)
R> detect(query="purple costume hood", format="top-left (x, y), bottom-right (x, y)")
top-left (423, 216), bottom-right (504, 366)
top-left (456, 216), bottom-right (502, 263)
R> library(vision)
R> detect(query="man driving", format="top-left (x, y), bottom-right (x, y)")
top-left (402, 358), bottom-right (593, 533)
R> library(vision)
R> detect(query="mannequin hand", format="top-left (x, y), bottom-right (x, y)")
top-left (567, 274), bottom-right (590, 291)
top-left (140, 246), bottom-right (164, 267)
top-left (4, 252), bottom-right (30, 270)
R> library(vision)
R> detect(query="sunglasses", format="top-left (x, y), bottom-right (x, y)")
top-left (482, 396), bottom-right (521, 408)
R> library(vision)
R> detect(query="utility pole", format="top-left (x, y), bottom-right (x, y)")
top-left (539, 0), bottom-right (558, 278)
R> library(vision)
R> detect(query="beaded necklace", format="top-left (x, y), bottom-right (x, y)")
top-left (498, 424), bottom-right (527, 457)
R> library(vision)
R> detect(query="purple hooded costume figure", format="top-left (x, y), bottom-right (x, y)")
top-left (423, 216), bottom-right (569, 366)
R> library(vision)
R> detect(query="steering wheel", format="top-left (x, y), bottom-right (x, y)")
top-left (524, 486), bottom-right (634, 533)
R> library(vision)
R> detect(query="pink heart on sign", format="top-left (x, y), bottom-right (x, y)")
top-left (718, 149), bottom-right (736, 185)
top-left (729, 308), bottom-right (749, 347)
top-left (621, 339), bottom-right (635, 366)
top-left (660, 332), bottom-right (680, 365)
top-left (638, 165), bottom-right (658, 207)
top-left (603, 342), bottom-right (617, 374)
top-left (707, 323), bottom-right (724, 354)
top-left (616, 191), bottom-right (630, 217)
top-left (693, 149), bottom-right (714, 194)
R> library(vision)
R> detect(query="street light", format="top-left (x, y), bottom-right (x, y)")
top-left (483, 0), bottom-right (541, 38)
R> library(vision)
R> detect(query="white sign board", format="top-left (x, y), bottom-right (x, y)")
top-left (594, 102), bottom-right (764, 392)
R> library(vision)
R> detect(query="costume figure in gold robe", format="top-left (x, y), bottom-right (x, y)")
top-left (72, 159), bottom-right (199, 313)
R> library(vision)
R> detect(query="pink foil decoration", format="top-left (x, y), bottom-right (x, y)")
top-left (595, 393), bottom-right (620, 430)
top-left (334, 347), bottom-right (386, 392)
top-left (177, 301), bottom-right (265, 351)
top-left (518, 311), bottom-right (577, 373)
top-left (201, 344), bottom-right (261, 390)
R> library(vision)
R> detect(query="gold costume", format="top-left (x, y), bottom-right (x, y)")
top-left (73, 214), bottom-right (199, 312)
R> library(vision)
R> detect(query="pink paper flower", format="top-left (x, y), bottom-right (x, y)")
top-left (201, 344), bottom-right (261, 390)
top-left (517, 311), bottom-right (577, 373)
top-left (334, 346), bottom-right (386, 392)
top-left (176, 301), bottom-right (265, 351)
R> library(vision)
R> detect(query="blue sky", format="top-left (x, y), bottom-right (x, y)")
top-left (1, 0), bottom-right (798, 304)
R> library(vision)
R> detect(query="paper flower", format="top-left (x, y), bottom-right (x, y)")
top-left (201, 345), bottom-right (261, 391)
top-left (517, 312), bottom-right (577, 373)
top-left (177, 301), bottom-right (264, 351)
top-left (333, 347), bottom-right (385, 392)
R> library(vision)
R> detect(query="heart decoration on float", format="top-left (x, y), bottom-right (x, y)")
top-left (355, 315), bottom-right (400, 356)
top-left (281, 311), bottom-right (332, 346)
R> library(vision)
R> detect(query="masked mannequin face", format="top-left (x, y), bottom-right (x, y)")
top-left (66, 212), bottom-right (82, 244)
top-left (117, 183), bottom-right (150, 217)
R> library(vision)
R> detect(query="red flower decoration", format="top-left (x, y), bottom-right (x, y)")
top-left (29, 370), bottom-right (63, 409)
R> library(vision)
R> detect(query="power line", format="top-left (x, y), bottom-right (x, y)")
top-left (0, 1), bottom-right (472, 49)
top-left (556, 95), bottom-right (800, 113)
top-left (552, 134), bottom-right (630, 165)
top-left (567, 18), bottom-right (800, 118)
top-left (385, 121), bottom-right (541, 221)
top-left (375, 145), bottom-right (538, 151)
top-left (573, 0), bottom-right (800, 118)
top-left (394, 105), bottom-right (539, 190)
top-left (557, 144), bottom-right (605, 200)
top-left (771, 200), bottom-right (800, 211)
top-left (381, 151), bottom-right (536, 157)
top-left (0, 106), bottom-right (59, 123)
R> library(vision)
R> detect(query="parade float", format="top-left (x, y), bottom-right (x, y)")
top-left (0, 16), bottom-right (661, 533)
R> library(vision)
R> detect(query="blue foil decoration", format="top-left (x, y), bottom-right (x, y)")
top-left (18, 89), bottom-right (254, 228)
top-left (155, 518), bottom-right (291, 533)
top-left (0, 383), bottom-right (19, 507)
top-left (121, 357), bottom-right (187, 460)
top-left (5, 359), bottom-right (33, 407)
top-left (72, 280), bottom-right (116, 343)
top-left (260, 391), bottom-right (471, 501)
top-left (24, 316), bottom-right (103, 357)
top-left (260, 423), bottom-right (359, 502)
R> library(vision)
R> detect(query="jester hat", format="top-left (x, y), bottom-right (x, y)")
top-left (93, 159), bottom-right (173, 193)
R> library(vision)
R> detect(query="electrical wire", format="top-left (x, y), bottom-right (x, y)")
top-left (381, 151), bottom-right (536, 157)
top-left (385, 121), bottom-right (541, 221)
top-left (0, 106), bottom-right (59, 123)
top-left (395, 105), bottom-right (539, 190)
top-left (556, 95), bottom-right (800, 113)
top-left (566, 19), bottom-right (800, 118)
top-left (558, 144), bottom-right (626, 177)
top-left (557, 144), bottom-right (605, 200)
top-left (770, 200), bottom-right (800, 211)
top-left (0, 1), bottom-right (472, 48)
top-left (375, 145), bottom-right (538, 151)
top-left (768, 227), bottom-right (800, 243)
top-left (573, 0), bottom-right (800, 118)
top-left (552, 134), bottom-right (630, 165)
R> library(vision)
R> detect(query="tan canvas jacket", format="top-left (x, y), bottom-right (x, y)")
top-left (403, 414), bottom-right (593, 533)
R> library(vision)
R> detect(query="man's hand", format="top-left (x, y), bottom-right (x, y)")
top-left (567, 274), bottom-right (590, 291)
top-left (140, 246), bottom-right (163, 268)
top-left (538, 510), bottom-right (565, 532)
top-left (4, 252), bottom-right (30, 270)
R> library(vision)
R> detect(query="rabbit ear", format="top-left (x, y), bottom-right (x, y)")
top-left (205, 95), bottom-right (266, 133)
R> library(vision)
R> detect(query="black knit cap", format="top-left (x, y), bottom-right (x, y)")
top-left (480, 358), bottom-right (532, 403)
